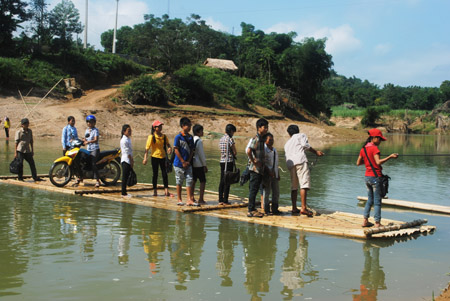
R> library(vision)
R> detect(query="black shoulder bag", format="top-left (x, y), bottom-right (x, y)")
top-left (163, 135), bottom-right (173, 173)
top-left (363, 147), bottom-right (391, 198)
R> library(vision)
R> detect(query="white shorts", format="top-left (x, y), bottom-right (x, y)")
top-left (290, 163), bottom-right (310, 190)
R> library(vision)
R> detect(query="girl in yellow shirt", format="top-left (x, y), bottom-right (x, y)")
top-left (4, 117), bottom-right (10, 140)
top-left (143, 120), bottom-right (172, 196)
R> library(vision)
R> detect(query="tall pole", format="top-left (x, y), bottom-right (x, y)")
top-left (83, 0), bottom-right (88, 48)
top-left (112, 0), bottom-right (119, 53)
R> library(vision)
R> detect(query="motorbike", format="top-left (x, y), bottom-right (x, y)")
top-left (49, 139), bottom-right (122, 187)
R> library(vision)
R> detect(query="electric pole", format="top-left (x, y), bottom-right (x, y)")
top-left (83, 0), bottom-right (88, 48)
top-left (112, 0), bottom-right (119, 54)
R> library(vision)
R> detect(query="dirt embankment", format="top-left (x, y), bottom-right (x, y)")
top-left (0, 85), bottom-right (364, 147)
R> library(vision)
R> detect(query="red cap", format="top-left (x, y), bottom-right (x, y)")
top-left (152, 120), bottom-right (163, 127)
top-left (368, 128), bottom-right (386, 141)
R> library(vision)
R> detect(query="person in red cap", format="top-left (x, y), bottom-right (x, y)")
top-left (356, 129), bottom-right (398, 227)
top-left (143, 120), bottom-right (173, 197)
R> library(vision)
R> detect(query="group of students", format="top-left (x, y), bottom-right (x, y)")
top-left (9, 113), bottom-right (397, 228)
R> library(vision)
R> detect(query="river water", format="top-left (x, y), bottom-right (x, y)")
top-left (0, 134), bottom-right (449, 300)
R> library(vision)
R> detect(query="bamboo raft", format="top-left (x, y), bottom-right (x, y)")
top-left (0, 175), bottom-right (436, 240)
top-left (357, 196), bottom-right (450, 215)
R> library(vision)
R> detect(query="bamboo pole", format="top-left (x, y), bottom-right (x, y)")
top-left (75, 187), bottom-right (155, 195)
top-left (0, 174), bottom-right (49, 180)
top-left (18, 90), bottom-right (31, 113)
top-left (364, 219), bottom-right (428, 237)
top-left (181, 202), bottom-right (248, 212)
top-left (357, 196), bottom-right (450, 214)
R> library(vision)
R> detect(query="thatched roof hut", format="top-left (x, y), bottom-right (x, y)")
top-left (203, 58), bottom-right (238, 71)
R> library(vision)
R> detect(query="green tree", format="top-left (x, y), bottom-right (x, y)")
top-left (48, 0), bottom-right (83, 51)
top-left (29, 0), bottom-right (51, 51)
top-left (278, 38), bottom-right (333, 115)
top-left (440, 80), bottom-right (450, 101)
top-left (0, 0), bottom-right (30, 55)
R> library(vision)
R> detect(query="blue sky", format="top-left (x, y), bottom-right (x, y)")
top-left (61, 0), bottom-right (449, 87)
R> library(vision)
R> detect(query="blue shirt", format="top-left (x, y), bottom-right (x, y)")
top-left (85, 127), bottom-right (100, 152)
top-left (61, 124), bottom-right (78, 149)
top-left (173, 132), bottom-right (195, 168)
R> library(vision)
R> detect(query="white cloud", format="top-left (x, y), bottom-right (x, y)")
top-left (265, 22), bottom-right (361, 55)
top-left (304, 24), bottom-right (361, 55)
top-left (204, 17), bottom-right (228, 32)
top-left (265, 22), bottom-right (298, 34)
top-left (368, 46), bottom-right (450, 86)
top-left (374, 43), bottom-right (391, 55)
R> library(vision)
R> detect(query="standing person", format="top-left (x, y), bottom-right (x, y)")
top-left (262, 133), bottom-right (281, 215)
top-left (143, 120), bottom-right (172, 197)
top-left (246, 118), bottom-right (269, 217)
top-left (173, 117), bottom-right (196, 206)
top-left (61, 116), bottom-right (78, 155)
top-left (284, 125), bottom-right (324, 216)
top-left (120, 124), bottom-right (133, 198)
top-left (84, 115), bottom-right (101, 188)
top-left (218, 124), bottom-right (237, 205)
top-left (4, 117), bottom-right (10, 140)
top-left (192, 124), bottom-right (208, 205)
top-left (356, 129), bottom-right (398, 228)
top-left (14, 118), bottom-right (42, 182)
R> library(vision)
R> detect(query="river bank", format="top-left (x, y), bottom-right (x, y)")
top-left (1, 85), bottom-right (364, 148)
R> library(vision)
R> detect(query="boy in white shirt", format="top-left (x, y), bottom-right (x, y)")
top-left (192, 124), bottom-right (208, 204)
top-left (262, 133), bottom-right (281, 215)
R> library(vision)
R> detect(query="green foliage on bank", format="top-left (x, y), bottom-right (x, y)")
top-left (123, 75), bottom-right (167, 105)
top-left (0, 50), bottom-right (146, 93)
top-left (122, 65), bottom-right (277, 108)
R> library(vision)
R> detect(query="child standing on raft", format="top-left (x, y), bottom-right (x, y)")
top-left (192, 124), bottom-right (208, 205)
top-left (120, 124), bottom-right (133, 198)
top-left (143, 120), bottom-right (172, 197)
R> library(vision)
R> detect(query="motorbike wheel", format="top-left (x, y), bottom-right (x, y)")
top-left (49, 162), bottom-right (72, 187)
top-left (100, 160), bottom-right (121, 186)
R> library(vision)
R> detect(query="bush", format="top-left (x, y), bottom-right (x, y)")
top-left (361, 106), bottom-right (385, 127)
top-left (0, 57), bottom-right (25, 88)
top-left (123, 75), bottom-right (167, 105)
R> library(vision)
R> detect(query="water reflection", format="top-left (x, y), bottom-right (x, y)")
top-left (352, 241), bottom-right (391, 301)
top-left (117, 203), bottom-right (135, 264)
top-left (169, 212), bottom-right (206, 290)
top-left (216, 219), bottom-right (239, 286)
top-left (141, 210), bottom-right (174, 276)
top-left (280, 231), bottom-right (318, 299)
top-left (241, 224), bottom-right (279, 300)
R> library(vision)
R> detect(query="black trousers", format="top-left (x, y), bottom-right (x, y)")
top-left (151, 157), bottom-right (168, 189)
top-left (121, 161), bottom-right (131, 195)
top-left (17, 152), bottom-right (38, 180)
top-left (248, 171), bottom-right (263, 212)
top-left (89, 149), bottom-right (100, 180)
top-left (218, 162), bottom-right (234, 203)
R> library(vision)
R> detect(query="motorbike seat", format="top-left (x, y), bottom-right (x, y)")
top-left (99, 149), bottom-right (119, 159)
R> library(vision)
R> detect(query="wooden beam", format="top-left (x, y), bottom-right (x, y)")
top-left (364, 219), bottom-right (428, 237)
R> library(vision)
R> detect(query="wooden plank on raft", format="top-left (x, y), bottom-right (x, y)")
top-left (357, 196), bottom-right (450, 215)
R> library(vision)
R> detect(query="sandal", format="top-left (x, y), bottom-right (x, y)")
top-left (95, 182), bottom-right (100, 188)
top-left (165, 193), bottom-right (174, 197)
top-left (187, 202), bottom-right (200, 207)
top-left (177, 201), bottom-right (185, 206)
top-left (291, 208), bottom-right (300, 214)
top-left (362, 222), bottom-right (374, 228)
top-left (300, 210), bottom-right (314, 217)
top-left (247, 211), bottom-right (264, 218)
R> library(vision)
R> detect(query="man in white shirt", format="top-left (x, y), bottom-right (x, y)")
top-left (284, 125), bottom-right (324, 216)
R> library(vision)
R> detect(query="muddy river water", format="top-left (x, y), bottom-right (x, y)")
top-left (0, 134), bottom-right (449, 300)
